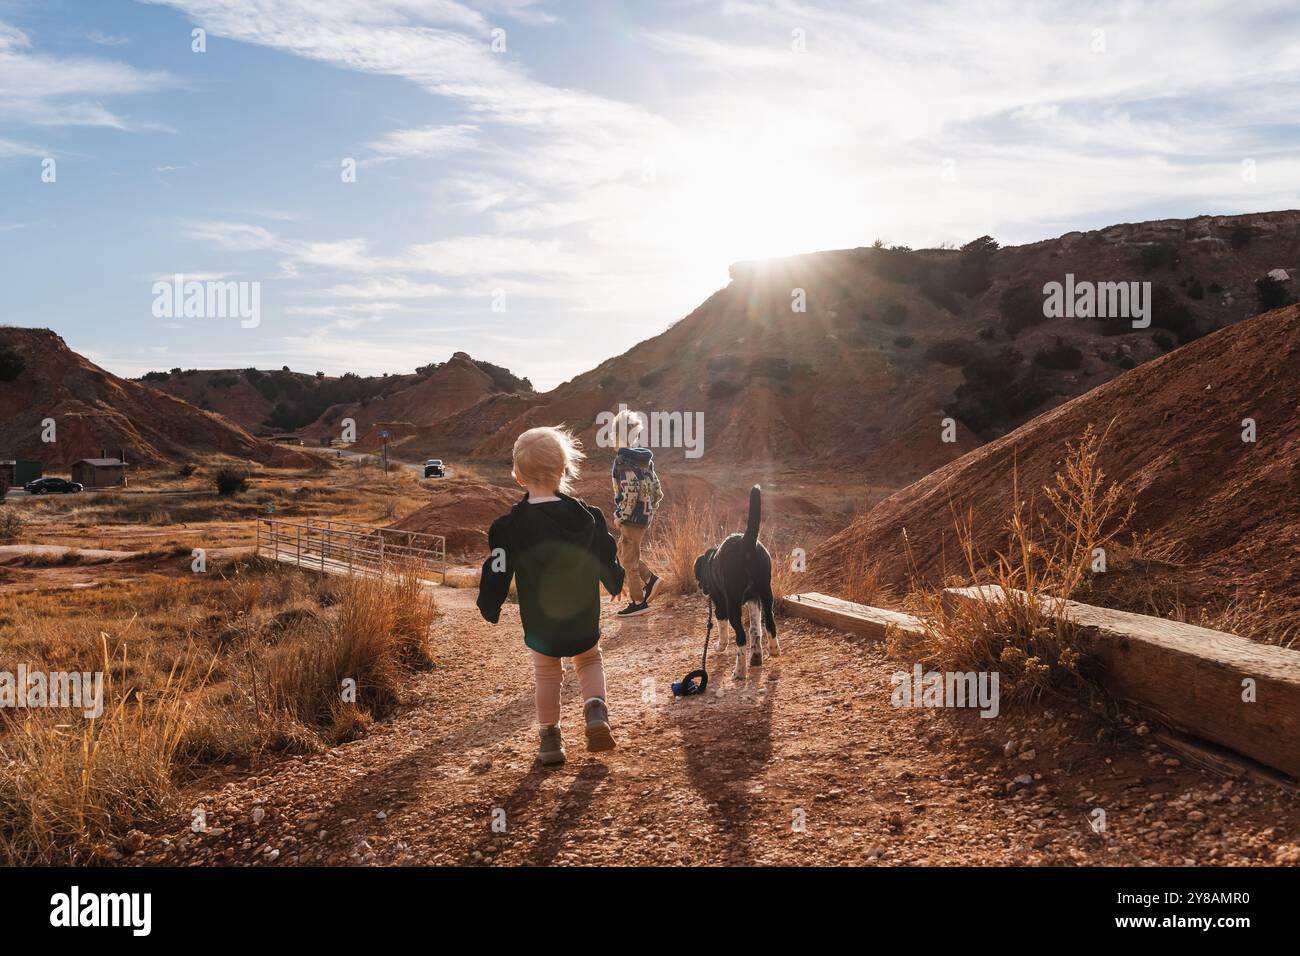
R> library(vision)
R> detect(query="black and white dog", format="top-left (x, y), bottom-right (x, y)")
top-left (693, 485), bottom-right (780, 679)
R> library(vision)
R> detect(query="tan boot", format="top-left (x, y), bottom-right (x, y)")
top-left (583, 698), bottom-right (615, 752)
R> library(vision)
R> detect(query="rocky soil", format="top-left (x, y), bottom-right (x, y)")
top-left (126, 589), bottom-right (1300, 867)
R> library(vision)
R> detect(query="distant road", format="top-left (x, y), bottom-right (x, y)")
top-left (305, 445), bottom-right (431, 476)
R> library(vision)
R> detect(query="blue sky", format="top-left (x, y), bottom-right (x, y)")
top-left (3, 0), bottom-right (1300, 389)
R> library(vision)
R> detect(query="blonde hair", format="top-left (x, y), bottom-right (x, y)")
top-left (512, 426), bottom-right (585, 494)
top-left (611, 406), bottom-right (646, 447)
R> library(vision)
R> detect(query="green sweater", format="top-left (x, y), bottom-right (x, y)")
top-left (477, 493), bottom-right (625, 657)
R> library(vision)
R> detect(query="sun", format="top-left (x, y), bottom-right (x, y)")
top-left (666, 134), bottom-right (863, 265)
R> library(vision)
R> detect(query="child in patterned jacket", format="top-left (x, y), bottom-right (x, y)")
top-left (611, 431), bottom-right (664, 617)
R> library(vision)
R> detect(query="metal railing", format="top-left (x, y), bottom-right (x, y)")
top-left (256, 516), bottom-right (446, 583)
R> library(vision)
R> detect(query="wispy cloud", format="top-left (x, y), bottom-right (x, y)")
top-left (0, 20), bottom-right (175, 130)
top-left (87, 30), bottom-right (130, 47)
top-left (364, 123), bottom-right (478, 162)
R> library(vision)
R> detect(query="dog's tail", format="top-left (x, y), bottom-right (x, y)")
top-left (742, 484), bottom-right (761, 554)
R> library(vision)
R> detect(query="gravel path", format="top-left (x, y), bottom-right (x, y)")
top-left (130, 589), bottom-right (1300, 866)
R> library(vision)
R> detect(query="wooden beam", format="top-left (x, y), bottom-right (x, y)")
top-left (784, 592), bottom-right (927, 644)
top-left (944, 585), bottom-right (1300, 780)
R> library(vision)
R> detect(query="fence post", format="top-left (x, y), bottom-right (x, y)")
top-left (296, 525), bottom-right (302, 567)
top-left (256, 518), bottom-right (261, 558)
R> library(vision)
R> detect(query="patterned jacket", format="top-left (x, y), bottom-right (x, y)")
top-left (611, 447), bottom-right (663, 526)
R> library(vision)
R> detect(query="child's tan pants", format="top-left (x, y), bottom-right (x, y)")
top-left (531, 645), bottom-right (606, 727)
top-left (617, 523), bottom-right (652, 602)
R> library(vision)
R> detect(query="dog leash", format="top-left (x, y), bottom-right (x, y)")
top-left (672, 599), bottom-right (714, 696)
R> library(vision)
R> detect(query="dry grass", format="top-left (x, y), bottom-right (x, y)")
top-left (0, 637), bottom-right (195, 865)
top-left (15, 458), bottom-right (429, 552)
top-left (647, 500), bottom-right (731, 596)
top-left (1160, 593), bottom-right (1300, 649)
top-left (10, 548), bottom-right (106, 567)
top-left (0, 506), bottom-right (25, 542)
top-left (904, 425), bottom-right (1131, 705)
top-left (0, 558), bottom-right (438, 863)
top-left (835, 529), bottom-right (890, 608)
top-left (263, 566), bottom-right (436, 740)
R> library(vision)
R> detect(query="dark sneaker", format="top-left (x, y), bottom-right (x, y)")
top-left (583, 698), bottom-right (615, 752)
top-left (537, 726), bottom-right (565, 766)
top-left (642, 572), bottom-right (662, 604)
top-left (616, 600), bottom-right (650, 617)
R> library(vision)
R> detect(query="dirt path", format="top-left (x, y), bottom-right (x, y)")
top-left (132, 589), bottom-right (1300, 866)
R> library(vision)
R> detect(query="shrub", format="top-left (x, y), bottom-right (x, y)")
top-left (214, 467), bottom-right (249, 497)
top-left (999, 284), bottom-right (1045, 335)
top-left (882, 303), bottom-right (909, 326)
top-left (1034, 337), bottom-right (1084, 370)
top-left (948, 235), bottom-right (998, 296)
top-left (948, 351), bottom-right (1051, 434)
top-left (1150, 284), bottom-right (1199, 342)
top-left (140, 369), bottom-right (168, 383)
top-left (1151, 331), bottom-right (1175, 352)
top-left (1229, 224), bottom-right (1252, 250)
top-left (1255, 275), bottom-right (1293, 313)
top-left (749, 356), bottom-right (810, 380)
top-left (919, 269), bottom-right (964, 313)
top-left (924, 338), bottom-right (978, 367)
top-left (0, 505), bottom-right (26, 542)
top-left (961, 346), bottom-right (1022, 385)
top-left (874, 245), bottom-right (923, 283)
top-left (906, 426), bottom-right (1131, 705)
top-left (893, 335), bottom-right (914, 348)
top-left (638, 368), bottom-right (665, 388)
top-left (708, 379), bottom-right (740, 399)
top-left (265, 568), bottom-right (436, 742)
top-left (475, 359), bottom-right (533, 393)
top-left (1186, 277), bottom-right (1204, 300)
top-left (1136, 242), bottom-right (1178, 271)
top-left (1207, 280), bottom-right (1223, 294)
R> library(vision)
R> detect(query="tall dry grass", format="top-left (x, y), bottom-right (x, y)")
top-left (0, 637), bottom-right (195, 865)
top-left (1159, 593), bottom-right (1300, 649)
top-left (642, 498), bottom-right (812, 616)
top-left (647, 500), bottom-right (731, 596)
top-left (905, 425), bottom-right (1131, 704)
top-left (0, 559), bottom-right (438, 862)
top-left (263, 565), bottom-right (436, 741)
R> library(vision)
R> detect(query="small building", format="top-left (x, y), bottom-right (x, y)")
top-left (71, 458), bottom-right (128, 488)
top-left (0, 459), bottom-right (42, 486)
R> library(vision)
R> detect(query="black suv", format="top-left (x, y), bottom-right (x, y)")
top-left (24, 477), bottom-right (83, 494)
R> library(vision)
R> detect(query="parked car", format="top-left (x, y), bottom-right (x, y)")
top-left (423, 459), bottom-right (446, 478)
top-left (25, 477), bottom-right (83, 494)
